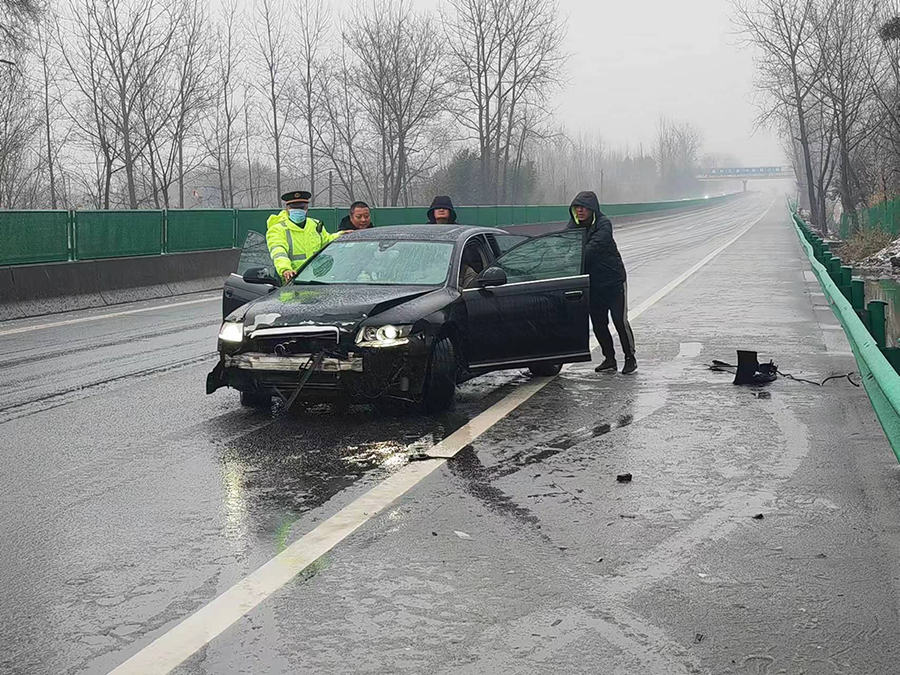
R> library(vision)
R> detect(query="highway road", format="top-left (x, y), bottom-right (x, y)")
top-left (5, 191), bottom-right (900, 675)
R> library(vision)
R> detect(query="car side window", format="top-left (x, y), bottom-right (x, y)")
top-left (485, 233), bottom-right (530, 258)
top-left (237, 231), bottom-right (273, 275)
top-left (489, 230), bottom-right (584, 284)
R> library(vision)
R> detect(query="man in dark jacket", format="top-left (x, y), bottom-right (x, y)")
top-left (427, 195), bottom-right (457, 224)
top-left (567, 191), bottom-right (637, 374)
top-left (340, 201), bottom-right (372, 230)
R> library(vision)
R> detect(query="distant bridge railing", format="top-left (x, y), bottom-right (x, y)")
top-left (697, 167), bottom-right (794, 180)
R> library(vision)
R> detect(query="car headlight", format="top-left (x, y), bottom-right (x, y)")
top-left (355, 324), bottom-right (413, 347)
top-left (218, 321), bottom-right (244, 343)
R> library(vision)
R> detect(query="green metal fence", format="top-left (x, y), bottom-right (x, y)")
top-left (0, 210), bottom-right (70, 265)
top-left (167, 209), bottom-right (234, 253)
top-left (840, 198), bottom-right (900, 240)
top-left (74, 210), bottom-right (164, 260)
top-left (0, 193), bottom-right (741, 267)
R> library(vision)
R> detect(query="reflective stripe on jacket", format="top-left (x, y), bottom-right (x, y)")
top-left (265, 210), bottom-right (342, 276)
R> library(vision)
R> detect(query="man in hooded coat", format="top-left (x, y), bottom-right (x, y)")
top-left (567, 191), bottom-right (637, 374)
top-left (427, 196), bottom-right (457, 224)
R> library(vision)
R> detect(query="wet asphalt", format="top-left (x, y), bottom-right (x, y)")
top-left (5, 191), bottom-right (900, 674)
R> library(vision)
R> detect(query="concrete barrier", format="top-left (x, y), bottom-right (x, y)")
top-left (164, 249), bottom-right (240, 295)
top-left (0, 249), bottom-right (240, 322)
top-left (9, 260), bottom-right (106, 318)
top-left (0, 267), bottom-right (24, 321)
top-left (95, 255), bottom-right (175, 305)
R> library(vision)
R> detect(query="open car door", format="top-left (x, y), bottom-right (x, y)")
top-left (222, 231), bottom-right (280, 318)
top-left (462, 229), bottom-right (591, 371)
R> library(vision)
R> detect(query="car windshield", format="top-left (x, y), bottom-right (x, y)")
top-left (294, 240), bottom-right (454, 286)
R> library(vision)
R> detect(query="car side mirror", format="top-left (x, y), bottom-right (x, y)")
top-left (477, 267), bottom-right (507, 288)
top-left (243, 267), bottom-right (280, 286)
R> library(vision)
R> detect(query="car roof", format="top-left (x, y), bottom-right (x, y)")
top-left (336, 224), bottom-right (504, 243)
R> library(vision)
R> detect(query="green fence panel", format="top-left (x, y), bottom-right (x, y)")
top-left (74, 210), bottom-right (163, 260)
top-left (495, 205), bottom-right (513, 227)
top-left (511, 206), bottom-right (527, 226)
top-left (167, 209), bottom-right (235, 253)
top-left (478, 207), bottom-right (497, 227)
top-left (236, 208), bottom-right (279, 244)
top-left (0, 210), bottom-right (69, 265)
top-left (309, 207), bottom-right (340, 233)
top-left (539, 205), bottom-right (567, 224)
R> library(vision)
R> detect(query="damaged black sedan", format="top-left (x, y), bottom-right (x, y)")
top-left (207, 225), bottom-right (591, 413)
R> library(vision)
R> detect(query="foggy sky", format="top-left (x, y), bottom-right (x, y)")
top-left (327, 0), bottom-right (785, 167)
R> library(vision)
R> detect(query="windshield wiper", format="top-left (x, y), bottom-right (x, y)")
top-left (292, 279), bottom-right (330, 285)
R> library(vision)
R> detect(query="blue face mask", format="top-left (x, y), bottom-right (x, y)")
top-left (288, 209), bottom-right (307, 224)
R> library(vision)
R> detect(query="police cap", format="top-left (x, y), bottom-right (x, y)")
top-left (281, 190), bottom-right (312, 203)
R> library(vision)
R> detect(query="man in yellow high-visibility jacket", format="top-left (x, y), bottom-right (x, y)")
top-left (267, 189), bottom-right (342, 282)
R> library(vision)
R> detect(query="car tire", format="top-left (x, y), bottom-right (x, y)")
top-left (529, 363), bottom-right (563, 377)
top-left (240, 391), bottom-right (272, 409)
top-left (422, 336), bottom-right (457, 414)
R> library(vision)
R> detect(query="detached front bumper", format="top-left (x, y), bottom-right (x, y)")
top-left (206, 337), bottom-right (431, 403)
top-left (225, 352), bottom-right (363, 373)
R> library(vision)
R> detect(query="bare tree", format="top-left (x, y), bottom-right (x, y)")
top-left (0, 66), bottom-right (40, 207)
top-left (208, 0), bottom-right (242, 208)
top-left (734, 0), bottom-right (825, 228)
top-left (287, 0), bottom-right (329, 205)
top-left (814, 0), bottom-right (878, 229)
top-left (343, 0), bottom-right (447, 206)
top-left (252, 0), bottom-right (291, 205)
top-left (35, 21), bottom-right (63, 208)
top-left (443, 0), bottom-right (567, 204)
top-left (1, 0), bottom-right (42, 60)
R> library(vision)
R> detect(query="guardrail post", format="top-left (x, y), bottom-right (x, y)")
top-left (840, 266), bottom-right (853, 300)
top-left (831, 257), bottom-right (843, 283)
top-left (851, 278), bottom-right (865, 310)
top-left (869, 300), bottom-right (888, 349)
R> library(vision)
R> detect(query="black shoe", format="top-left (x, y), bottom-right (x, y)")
top-left (622, 357), bottom-right (637, 375)
top-left (595, 358), bottom-right (617, 372)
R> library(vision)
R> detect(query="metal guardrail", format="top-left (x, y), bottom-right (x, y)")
top-left (792, 211), bottom-right (900, 463)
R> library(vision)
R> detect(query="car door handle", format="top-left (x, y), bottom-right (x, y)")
top-left (564, 290), bottom-right (583, 301)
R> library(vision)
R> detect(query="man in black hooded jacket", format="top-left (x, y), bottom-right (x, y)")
top-left (427, 195), bottom-right (457, 224)
top-left (567, 191), bottom-right (637, 374)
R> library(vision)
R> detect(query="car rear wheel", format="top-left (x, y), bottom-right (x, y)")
top-left (422, 336), bottom-right (457, 414)
top-left (529, 363), bottom-right (563, 377)
top-left (240, 391), bottom-right (272, 409)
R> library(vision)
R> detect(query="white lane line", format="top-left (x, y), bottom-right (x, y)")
top-left (0, 295), bottom-right (219, 338)
top-left (107, 199), bottom-right (775, 675)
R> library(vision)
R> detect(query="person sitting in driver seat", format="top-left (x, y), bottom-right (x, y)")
top-left (460, 244), bottom-right (484, 288)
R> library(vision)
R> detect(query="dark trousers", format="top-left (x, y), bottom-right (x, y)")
top-left (590, 282), bottom-right (635, 361)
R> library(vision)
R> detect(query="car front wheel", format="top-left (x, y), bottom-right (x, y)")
top-left (529, 363), bottom-right (562, 377)
top-left (422, 336), bottom-right (457, 413)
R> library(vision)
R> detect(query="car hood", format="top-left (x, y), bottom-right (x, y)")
top-left (237, 284), bottom-right (437, 332)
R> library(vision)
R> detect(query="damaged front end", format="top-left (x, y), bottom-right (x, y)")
top-left (206, 320), bottom-right (432, 406)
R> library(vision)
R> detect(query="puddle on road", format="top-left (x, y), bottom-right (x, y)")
top-left (208, 372), bottom-right (531, 546)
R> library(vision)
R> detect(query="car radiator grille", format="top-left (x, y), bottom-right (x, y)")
top-left (251, 336), bottom-right (341, 356)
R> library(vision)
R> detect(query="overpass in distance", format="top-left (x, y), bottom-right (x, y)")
top-left (697, 166), bottom-right (796, 190)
